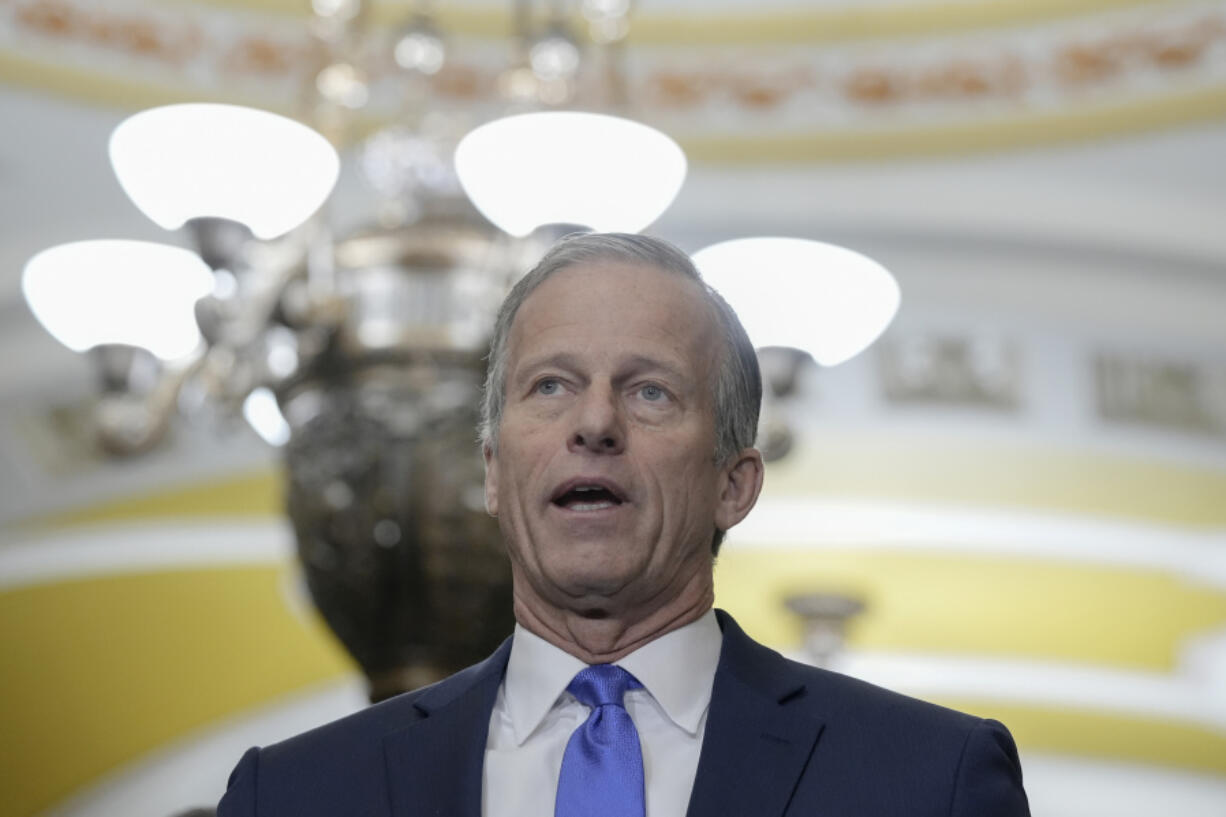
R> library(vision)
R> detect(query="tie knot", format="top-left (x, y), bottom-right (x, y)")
top-left (567, 664), bottom-right (641, 708)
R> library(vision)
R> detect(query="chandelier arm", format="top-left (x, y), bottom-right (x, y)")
top-left (225, 244), bottom-right (315, 351)
top-left (91, 345), bottom-right (208, 456)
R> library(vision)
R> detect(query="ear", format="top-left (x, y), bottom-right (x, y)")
top-left (483, 443), bottom-right (499, 516)
top-left (713, 447), bottom-right (764, 532)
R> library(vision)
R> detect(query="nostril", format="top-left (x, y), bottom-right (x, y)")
top-left (570, 431), bottom-right (621, 452)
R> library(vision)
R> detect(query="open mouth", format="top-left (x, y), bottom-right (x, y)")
top-left (551, 481), bottom-right (626, 512)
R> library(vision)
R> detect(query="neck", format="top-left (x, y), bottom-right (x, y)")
top-left (513, 576), bottom-right (715, 664)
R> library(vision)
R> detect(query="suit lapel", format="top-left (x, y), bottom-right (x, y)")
top-left (383, 640), bottom-right (511, 817)
top-left (686, 612), bottom-right (825, 817)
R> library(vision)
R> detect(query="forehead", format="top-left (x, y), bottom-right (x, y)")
top-left (507, 260), bottom-right (718, 367)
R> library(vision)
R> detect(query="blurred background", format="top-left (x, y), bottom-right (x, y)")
top-left (2, 0), bottom-right (1225, 815)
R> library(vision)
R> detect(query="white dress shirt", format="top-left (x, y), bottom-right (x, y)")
top-left (482, 609), bottom-right (723, 817)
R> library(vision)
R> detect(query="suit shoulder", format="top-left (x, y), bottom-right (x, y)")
top-left (263, 656), bottom-right (497, 763)
top-left (718, 614), bottom-right (984, 738)
top-left (217, 692), bottom-right (424, 816)
top-left (765, 656), bottom-right (1027, 814)
top-left (708, 615), bottom-right (1029, 815)
top-left (719, 610), bottom-right (982, 731)
top-left (219, 657), bottom-right (506, 814)
top-left (779, 655), bottom-right (1025, 801)
top-left (783, 654), bottom-right (984, 733)
top-left (262, 687), bottom-right (419, 760)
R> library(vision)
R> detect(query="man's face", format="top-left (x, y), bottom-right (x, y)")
top-left (484, 261), bottom-right (750, 619)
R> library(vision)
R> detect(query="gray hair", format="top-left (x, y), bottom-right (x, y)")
top-left (480, 232), bottom-right (761, 469)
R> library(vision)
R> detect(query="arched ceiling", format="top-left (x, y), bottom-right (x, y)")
top-left (5, 0), bottom-right (1226, 158)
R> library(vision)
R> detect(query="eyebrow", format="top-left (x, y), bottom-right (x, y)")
top-left (512, 352), bottom-right (692, 389)
top-left (512, 352), bottom-right (582, 384)
top-left (619, 354), bottom-right (689, 386)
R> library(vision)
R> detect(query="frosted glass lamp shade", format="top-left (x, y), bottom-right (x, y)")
top-left (22, 240), bottom-right (215, 361)
top-left (454, 112), bottom-right (686, 237)
top-left (109, 104), bottom-right (340, 240)
top-left (693, 238), bottom-right (900, 366)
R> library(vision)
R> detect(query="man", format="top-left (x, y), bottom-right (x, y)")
top-left (219, 232), bottom-right (1029, 816)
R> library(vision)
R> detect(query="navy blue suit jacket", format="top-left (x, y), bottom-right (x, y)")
top-left (219, 610), bottom-right (1029, 816)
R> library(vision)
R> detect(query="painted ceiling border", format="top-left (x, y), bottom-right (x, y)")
top-left (146, 0), bottom-right (1193, 44)
top-left (4, 51), bottom-right (1226, 162)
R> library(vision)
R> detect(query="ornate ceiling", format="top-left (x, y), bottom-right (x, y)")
top-left (2, 0), bottom-right (1225, 159)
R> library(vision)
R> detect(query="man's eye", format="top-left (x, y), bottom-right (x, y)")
top-left (640, 384), bottom-right (665, 401)
top-left (536, 379), bottom-right (561, 395)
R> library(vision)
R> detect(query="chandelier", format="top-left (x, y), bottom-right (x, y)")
top-left (20, 0), bottom-right (899, 700)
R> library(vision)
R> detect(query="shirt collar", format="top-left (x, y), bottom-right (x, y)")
top-left (617, 609), bottom-right (722, 735)
top-left (503, 609), bottom-right (723, 745)
top-left (503, 623), bottom-right (588, 746)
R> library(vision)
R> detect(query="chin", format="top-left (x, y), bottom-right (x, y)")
top-left (551, 568), bottom-right (637, 602)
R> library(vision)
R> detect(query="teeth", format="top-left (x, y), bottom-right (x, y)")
top-left (570, 500), bottom-right (615, 511)
top-left (554, 484), bottom-right (621, 507)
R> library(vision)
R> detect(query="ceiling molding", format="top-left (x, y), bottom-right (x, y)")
top-left (5, 0), bottom-right (1225, 160)
top-left (134, 0), bottom-right (1201, 44)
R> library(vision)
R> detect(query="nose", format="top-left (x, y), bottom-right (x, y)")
top-left (568, 384), bottom-right (625, 455)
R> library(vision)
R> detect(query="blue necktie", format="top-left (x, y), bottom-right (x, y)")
top-left (555, 664), bottom-right (646, 817)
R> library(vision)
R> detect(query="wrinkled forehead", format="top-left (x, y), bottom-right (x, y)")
top-left (508, 260), bottom-right (721, 362)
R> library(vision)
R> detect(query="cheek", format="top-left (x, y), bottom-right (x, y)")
top-left (656, 452), bottom-right (720, 521)
top-left (498, 432), bottom-right (560, 511)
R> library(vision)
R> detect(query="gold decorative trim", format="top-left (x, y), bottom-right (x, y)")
top-left (0, 566), bottom-right (351, 817)
top-left (5, 0), bottom-right (1226, 159)
top-left (149, 0), bottom-right (1192, 44)
top-left (17, 469), bottom-right (284, 530)
top-left (715, 548), bottom-right (1226, 671)
top-left (764, 434), bottom-right (1226, 527)
top-left (616, 0), bottom-right (1187, 45)
top-left (935, 699), bottom-right (1226, 775)
top-left (681, 85), bottom-right (1226, 162)
top-left (4, 50), bottom-right (1226, 161)
top-left (0, 52), bottom-right (267, 113)
top-left (19, 433), bottom-right (1226, 531)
